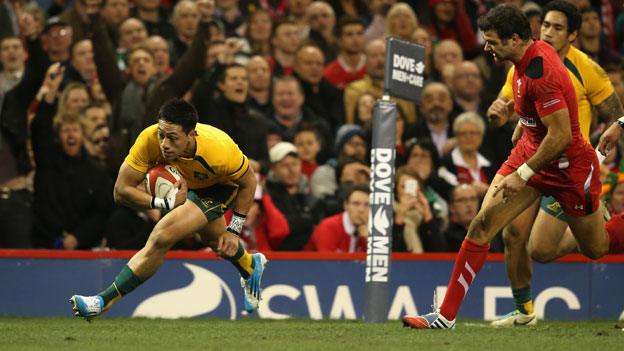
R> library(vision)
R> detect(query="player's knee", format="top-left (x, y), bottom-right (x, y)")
top-left (147, 227), bottom-right (176, 252)
top-left (529, 246), bottom-right (556, 263)
top-left (502, 225), bottom-right (524, 248)
top-left (466, 213), bottom-right (490, 245)
top-left (579, 245), bottom-right (607, 260)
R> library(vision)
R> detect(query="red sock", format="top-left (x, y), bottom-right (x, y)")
top-left (439, 239), bottom-right (490, 321)
top-left (606, 213), bottom-right (624, 254)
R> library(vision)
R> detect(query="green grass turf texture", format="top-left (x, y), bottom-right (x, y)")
top-left (0, 317), bottom-right (622, 351)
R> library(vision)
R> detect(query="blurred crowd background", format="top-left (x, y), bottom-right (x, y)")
top-left (0, 0), bottom-right (622, 253)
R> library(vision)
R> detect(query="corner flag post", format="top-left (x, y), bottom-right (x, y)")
top-left (364, 37), bottom-right (426, 323)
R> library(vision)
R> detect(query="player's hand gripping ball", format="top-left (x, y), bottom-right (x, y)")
top-left (145, 164), bottom-right (182, 198)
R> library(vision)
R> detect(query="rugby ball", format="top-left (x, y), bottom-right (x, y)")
top-left (145, 164), bottom-right (182, 198)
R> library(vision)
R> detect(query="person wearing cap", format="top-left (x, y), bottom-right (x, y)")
top-left (42, 17), bottom-right (73, 63)
top-left (264, 141), bottom-right (325, 250)
top-left (310, 123), bottom-right (368, 200)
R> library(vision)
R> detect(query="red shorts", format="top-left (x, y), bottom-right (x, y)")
top-left (498, 145), bottom-right (601, 217)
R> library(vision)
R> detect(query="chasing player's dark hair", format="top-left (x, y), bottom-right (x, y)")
top-left (157, 98), bottom-right (198, 133)
top-left (542, 0), bottom-right (581, 34)
top-left (478, 4), bottom-right (532, 41)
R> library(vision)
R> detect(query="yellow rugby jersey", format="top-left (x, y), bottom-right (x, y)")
top-left (501, 45), bottom-right (613, 140)
top-left (125, 123), bottom-right (249, 192)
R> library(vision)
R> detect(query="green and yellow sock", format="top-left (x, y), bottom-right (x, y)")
top-left (226, 242), bottom-right (255, 279)
top-left (97, 265), bottom-right (144, 310)
top-left (512, 286), bottom-right (534, 315)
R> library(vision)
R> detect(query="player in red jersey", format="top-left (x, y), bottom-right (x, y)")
top-left (402, 4), bottom-right (624, 330)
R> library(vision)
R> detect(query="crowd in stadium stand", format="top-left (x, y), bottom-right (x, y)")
top-left (0, 0), bottom-right (623, 252)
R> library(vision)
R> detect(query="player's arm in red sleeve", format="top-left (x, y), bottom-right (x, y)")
top-left (525, 109), bottom-right (571, 172)
top-left (526, 75), bottom-right (572, 172)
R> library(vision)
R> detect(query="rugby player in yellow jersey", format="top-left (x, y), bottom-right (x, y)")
top-left (70, 99), bottom-right (267, 319)
top-left (487, 0), bottom-right (624, 327)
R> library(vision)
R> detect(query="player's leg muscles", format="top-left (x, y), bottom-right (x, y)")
top-left (527, 209), bottom-right (571, 263)
top-left (438, 175), bottom-right (541, 321)
top-left (90, 201), bottom-right (209, 312)
top-left (198, 217), bottom-right (256, 279)
top-left (128, 200), bottom-right (209, 279)
top-left (197, 215), bottom-right (227, 249)
top-left (503, 199), bottom-right (539, 289)
top-left (566, 209), bottom-right (609, 260)
top-left (467, 176), bottom-right (541, 245)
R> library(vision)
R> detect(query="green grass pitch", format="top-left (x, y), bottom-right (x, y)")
top-left (1, 317), bottom-right (622, 351)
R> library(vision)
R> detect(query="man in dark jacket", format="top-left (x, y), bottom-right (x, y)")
top-left (30, 99), bottom-right (114, 249)
top-left (265, 142), bottom-right (325, 250)
top-left (293, 45), bottom-right (344, 132)
top-left (193, 60), bottom-right (270, 170)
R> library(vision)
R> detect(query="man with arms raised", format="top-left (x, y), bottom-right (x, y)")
top-left (70, 99), bottom-right (267, 319)
top-left (402, 4), bottom-right (624, 330)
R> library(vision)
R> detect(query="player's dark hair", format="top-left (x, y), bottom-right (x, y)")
top-left (542, 0), bottom-right (581, 34)
top-left (334, 16), bottom-right (365, 38)
top-left (217, 63), bottom-right (246, 84)
top-left (157, 99), bottom-right (198, 133)
top-left (478, 4), bottom-right (532, 41)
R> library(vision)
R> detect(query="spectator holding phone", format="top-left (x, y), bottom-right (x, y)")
top-left (393, 166), bottom-right (447, 253)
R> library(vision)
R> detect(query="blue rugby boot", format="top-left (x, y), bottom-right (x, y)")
top-left (240, 253), bottom-right (268, 313)
top-left (69, 295), bottom-right (104, 321)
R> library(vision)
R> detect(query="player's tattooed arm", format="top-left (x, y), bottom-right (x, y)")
top-left (595, 93), bottom-right (624, 124)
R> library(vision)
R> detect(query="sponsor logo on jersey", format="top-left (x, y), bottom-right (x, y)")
top-left (519, 115), bottom-right (537, 127)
